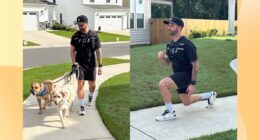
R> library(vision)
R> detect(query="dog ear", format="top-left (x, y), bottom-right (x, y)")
top-left (60, 91), bottom-right (68, 97)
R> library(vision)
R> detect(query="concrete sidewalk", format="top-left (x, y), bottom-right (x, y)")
top-left (130, 60), bottom-right (237, 140)
top-left (23, 63), bottom-right (130, 140)
top-left (130, 96), bottom-right (237, 140)
top-left (23, 31), bottom-right (130, 48)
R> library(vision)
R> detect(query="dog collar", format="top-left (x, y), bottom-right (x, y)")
top-left (39, 88), bottom-right (48, 96)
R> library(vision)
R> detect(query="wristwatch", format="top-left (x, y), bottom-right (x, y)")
top-left (98, 64), bottom-right (103, 67)
top-left (190, 80), bottom-right (196, 85)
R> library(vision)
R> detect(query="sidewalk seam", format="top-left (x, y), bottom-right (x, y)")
top-left (130, 125), bottom-right (156, 140)
top-left (80, 136), bottom-right (114, 140)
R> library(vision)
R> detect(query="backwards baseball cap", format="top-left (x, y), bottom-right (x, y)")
top-left (76, 15), bottom-right (88, 24)
top-left (163, 17), bottom-right (184, 27)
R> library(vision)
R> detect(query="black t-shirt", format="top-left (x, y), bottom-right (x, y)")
top-left (70, 30), bottom-right (101, 68)
top-left (166, 36), bottom-right (198, 72)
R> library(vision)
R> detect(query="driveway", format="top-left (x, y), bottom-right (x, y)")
top-left (23, 31), bottom-right (70, 47)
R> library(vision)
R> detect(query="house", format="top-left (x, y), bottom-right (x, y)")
top-left (23, 0), bottom-right (57, 30)
top-left (55, 0), bottom-right (130, 31)
top-left (130, 0), bottom-right (173, 45)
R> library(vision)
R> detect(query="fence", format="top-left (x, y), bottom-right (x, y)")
top-left (150, 18), bottom-right (236, 44)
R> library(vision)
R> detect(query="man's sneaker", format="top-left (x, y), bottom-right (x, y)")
top-left (79, 106), bottom-right (86, 115)
top-left (87, 94), bottom-right (93, 106)
top-left (155, 110), bottom-right (176, 122)
top-left (206, 91), bottom-right (217, 108)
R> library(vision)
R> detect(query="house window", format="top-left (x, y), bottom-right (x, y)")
top-left (137, 13), bottom-right (144, 28)
top-left (106, 16), bottom-right (111, 18)
top-left (112, 16), bottom-right (116, 18)
top-left (117, 16), bottom-right (122, 18)
top-left (23, 12), bottom-right (27, 15)
top-left (138, 0), bottom-right (142, 4)
top-left (29, 12), bottom-right (37, 15)
top-left (130, 13), bottom-right (134, 29)
top-left (106, 0), bottom-right (110, 3)
top-left (100, 16), bottom-right (105, 18)
top-left (90, 0), bottom-right (94, 2)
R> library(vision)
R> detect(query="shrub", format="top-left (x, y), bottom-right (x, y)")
top-left (51, 22), bottom-right (77, 32)
top-left (234, 25), bottom-right (237, 35)
top-left (207, 29), bottom-right (218, 37)
top-left (189, 29), bottom-right (207, 39)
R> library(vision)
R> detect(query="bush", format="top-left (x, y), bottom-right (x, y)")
top-left (51, 22), bottom-right (77, 32)
top-left (189, 28), bottom-right (219, 39)
top-left (189, 29), bottom-right (207, 39)
top-left (207, 29), bottom-right (218, 37)
top-left (234, 25), bottom-right (237, 35)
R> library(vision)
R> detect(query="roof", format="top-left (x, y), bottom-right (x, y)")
top-left (23, 0), bottom-right (56, 5)
top-left (84, 4), bottom-right (129, 10)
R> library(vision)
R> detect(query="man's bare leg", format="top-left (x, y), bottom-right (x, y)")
top-left (179, 91), bottom-right (217, 107)
top-left (156, 77), bottom-right (178, 121)
top-left (87, 80), bottom-right (95, 105)
top-left (78, 80), bottom-right (86, 115)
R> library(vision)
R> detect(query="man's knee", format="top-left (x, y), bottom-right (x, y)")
top-left (89, 81), bottom-right (96, 90)
top-left (159, 79), bottom-right (167, 89)
top-left (89, 84), bottom-right (95, 90)
top-left (182, 99), bottom-right (192, 106)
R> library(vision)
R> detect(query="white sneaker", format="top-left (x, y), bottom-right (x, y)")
top-left (79, 106), bottom-right (86, 115)
top-left (206, 91), bottom-right (217, 108)
top-left (155, 110), bottom-right (176, 122)
top-left (87, 94), bottom-right (93, 106)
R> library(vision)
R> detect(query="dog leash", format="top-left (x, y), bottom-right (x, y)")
top-left (41, 65), bottom-right (78, 85)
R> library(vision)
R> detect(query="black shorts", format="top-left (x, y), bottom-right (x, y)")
top-left (75, 66), bottom-right (96, 81)
top-left (169, 71), bottom-right (192, 94)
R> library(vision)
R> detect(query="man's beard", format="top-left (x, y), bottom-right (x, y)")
top-left (169, 29), bottom-right (178, 36)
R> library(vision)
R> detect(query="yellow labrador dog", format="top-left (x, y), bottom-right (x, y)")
top-left (52, 76), bottom-right (76, 128)
top-left (30, 80), bottom-right (55, 114)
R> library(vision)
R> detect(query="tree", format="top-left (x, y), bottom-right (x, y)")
top-left (172, 0), bottom-right (237, 20)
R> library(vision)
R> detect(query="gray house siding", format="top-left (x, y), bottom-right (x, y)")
top-left (130, 0), bottom-right (151, 45)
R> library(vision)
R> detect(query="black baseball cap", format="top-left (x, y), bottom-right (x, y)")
top-left (163, 17), bottom-right (184, 27)
top-left (76, 15), bottom-right (88, 24)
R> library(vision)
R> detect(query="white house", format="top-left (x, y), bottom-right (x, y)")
top-left (55, 0), bottom-right (129, 31)
top-left (23, 0), bottom-right (57, 30)
top-left (130, 0), bottom-right (173, 45)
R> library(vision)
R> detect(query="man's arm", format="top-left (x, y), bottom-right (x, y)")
top-left (158, 51), bottom-right (171, 65)
top-left (96, 48), bottom-right (102, 66)
top-left (70, 45), bottom-right (76, 64)
top-left (96, 47), bottom-right (102, 75)
top-left (191, 60), bottom-right (199, 81)
top-left (186, 60), bottom-right (199, 94)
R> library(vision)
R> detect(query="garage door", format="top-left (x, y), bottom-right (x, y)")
top-left (98, 15), bottom-right (122, 31)
top-left (23, 12), bottom-right (38, 30)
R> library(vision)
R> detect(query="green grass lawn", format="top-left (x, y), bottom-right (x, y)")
top-left (23, 58), bottom-right (129, 100)
top-left (48, 30), bottom-right (130, 42)
top-left (96, 73), bottom-right (129, 140)
top-left (190, 129), bottom-right (237, 140)
top-left (130, 37), bottom-right (237, 110)
top-left (23, 40), bottom-right (40, 46)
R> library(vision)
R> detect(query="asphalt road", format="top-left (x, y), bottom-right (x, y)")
top-left (23, 43), bottom-right (129, 69)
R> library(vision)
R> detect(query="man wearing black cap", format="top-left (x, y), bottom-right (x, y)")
top-left (156, 17), bottom-right (217, 121)
top-left (70, 15), bottom-right (102, 115)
